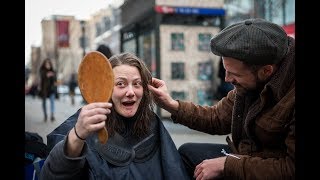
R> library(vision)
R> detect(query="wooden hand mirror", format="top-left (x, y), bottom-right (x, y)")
top-left (78, 51), bottom-right (114, 144)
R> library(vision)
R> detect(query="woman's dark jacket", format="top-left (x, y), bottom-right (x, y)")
top-left (39, 68), bottom-right (56, 98)
top-left (40, 109), bottom-right (190, 180)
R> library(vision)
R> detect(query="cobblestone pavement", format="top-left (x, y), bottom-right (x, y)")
top-left (25, 95), bottom-right (228, 148)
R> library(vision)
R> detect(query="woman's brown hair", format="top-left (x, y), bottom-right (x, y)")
top-left (106, 52), bottom-right (154, 138)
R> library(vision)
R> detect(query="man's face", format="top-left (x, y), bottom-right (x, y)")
top-left (222, 57), bottom-right (265, 95)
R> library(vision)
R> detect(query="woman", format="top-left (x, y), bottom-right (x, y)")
top-left (39, 58), bottom-right (57, 122)
top-left (40, 52), bottom-right (189, 179)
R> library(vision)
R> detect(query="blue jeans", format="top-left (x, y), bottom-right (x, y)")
top-left (178, 143), bottom-right (231, 178)
top-left (42, 93), bottom-right (55, 118)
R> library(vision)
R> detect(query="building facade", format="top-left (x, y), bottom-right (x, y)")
top-left (120, 0), bottom-right (225, 117)
top-left (40, 15), bottom-right (86, 84)
top-left (28, 0), bottom-right (294, 118)
top-left (93, 6), bottom-right (122, 55)
top-left (224, 0), bottom-right (295, 37)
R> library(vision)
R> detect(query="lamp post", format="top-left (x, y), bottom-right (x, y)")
top-left (80, 20), bottom-right (86, 57)
top-left (54, 16), bottom-right (59, 76)
top-left (79, 20), bottom-right (87, 105)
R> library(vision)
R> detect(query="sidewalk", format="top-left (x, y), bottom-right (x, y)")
top-left (25, 95), bottom-right (227, 147)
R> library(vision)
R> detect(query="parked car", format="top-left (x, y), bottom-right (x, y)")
top-left (75, 86), bottom-right (81, 95)
top-left (57, 85), bottom-right (69, 95)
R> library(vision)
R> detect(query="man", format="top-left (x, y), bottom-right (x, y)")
top-left (148, 18), bottom-right (295, 179)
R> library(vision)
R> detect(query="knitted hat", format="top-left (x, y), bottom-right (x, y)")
top-left (210, 18), bottom-right (289, 65)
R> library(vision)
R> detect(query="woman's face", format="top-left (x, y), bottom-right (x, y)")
top-left (112, 64), bottom-right (143, 118)
top-left (45, 61), bottom-right (51, 69)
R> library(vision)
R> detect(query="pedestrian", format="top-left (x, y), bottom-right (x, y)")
top-left (148, 18), bottom-right (295, 179)
top-left (40, 52), bottom-right (189, 179)
top-left (68, 73), bottom-right (77, 105)
top-left (97, 44), bottom-right (113, 58)
top-left (39, 58), bottom-right (57, 122)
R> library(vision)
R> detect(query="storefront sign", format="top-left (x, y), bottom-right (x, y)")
top-left (155, 5), bottom-right (225, 16)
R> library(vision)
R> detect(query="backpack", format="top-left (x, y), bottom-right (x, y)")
top-left (25, 131), bottom-right (49, 180)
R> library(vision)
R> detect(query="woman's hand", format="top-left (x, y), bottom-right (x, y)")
top-left (46, 71), bottom-right (55, 77)
top-left (67, 102), bottom-right (112, 157)
top-left (75, 102), bottom-right (112, 138)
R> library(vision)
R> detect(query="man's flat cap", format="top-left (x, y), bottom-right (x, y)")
top-left (210, 18), bottom-right (289, 65)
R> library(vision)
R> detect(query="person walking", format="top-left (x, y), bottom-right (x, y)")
top-left (39, 58), bottom-right (57, 122)
top-left (96, 44), bottom-right (113, 59)
top-left (148, 18), bottom-right (295, 179)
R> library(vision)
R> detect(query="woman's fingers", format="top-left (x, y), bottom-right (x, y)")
top-left (77, 102), bottom-right (112, 137)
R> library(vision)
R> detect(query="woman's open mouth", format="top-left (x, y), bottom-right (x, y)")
top-left (122, 101), bottom-right (135, 106)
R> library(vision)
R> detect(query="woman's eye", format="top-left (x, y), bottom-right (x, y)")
top-left (116, 82), bottom-right (125, 87)
top-left (134, 81), bottom-right (142, 87)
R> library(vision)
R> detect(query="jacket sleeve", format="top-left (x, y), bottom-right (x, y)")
top-left (39, 136), bottom-right (89, 180)
top-left (224, 110), bottom-right (295, 180)
top-left (170, 89), bottom-right (236, 135)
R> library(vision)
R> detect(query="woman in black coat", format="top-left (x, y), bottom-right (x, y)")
top-left (39, 58), bottom-right (57, 121)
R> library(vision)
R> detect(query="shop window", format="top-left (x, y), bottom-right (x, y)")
top-left (103, 17), bottom-right (111, 32)
top-left (171, 33), bottom-right (185, 51)
top-left (198, 61), bottom-right (213, 80)
top-left (197, 89), bottom-right (214, 106)
top-left (95, 23), bottom-right (102, 37)
top-left (198, 33), bottom-right (212, 51)
top-left (171, 62), bottom-right (185, 79)
top-left (123, 39), bottom-right (136, 54)
top-left (171, 91), bottom-right (186, 100)
top-left (139, 31), bottom-right (156, 76)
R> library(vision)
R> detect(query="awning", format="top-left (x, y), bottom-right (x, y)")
top-left (282, 23), bottom-right (295, 38)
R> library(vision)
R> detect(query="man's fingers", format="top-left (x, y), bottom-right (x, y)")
top-left (148, 84), bottom-right (161, 95)
top-left (151, 77), bottom-right (164, 88)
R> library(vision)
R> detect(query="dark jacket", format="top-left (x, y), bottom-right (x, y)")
top-left (39, 68), bottom-right (57, 98)
top-left (41, 109), bottom-right (190, 180)
top-left (171, 37), bottom-right (295, 179)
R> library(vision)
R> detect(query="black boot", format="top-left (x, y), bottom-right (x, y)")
top-left (44, 115), bottom-right (47, 122)
top-left (50, 114), bottom-right (55, 121)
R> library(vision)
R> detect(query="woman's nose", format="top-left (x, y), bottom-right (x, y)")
top-left (126, 85), bottom-right (135, 97)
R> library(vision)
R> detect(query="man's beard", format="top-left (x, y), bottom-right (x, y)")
top-left (234, 77), bottom-right (266, 96)
top-left (246, 79), bottom-right (266, 96)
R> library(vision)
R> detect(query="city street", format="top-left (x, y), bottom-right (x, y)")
top-left (25, 94), bottom-right (228, 148)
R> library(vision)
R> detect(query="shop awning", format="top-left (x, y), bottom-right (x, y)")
top-left (283, 23), bottom-right (295, 38)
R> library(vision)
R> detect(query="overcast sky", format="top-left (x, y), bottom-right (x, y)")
top-left (25, 0), bottom-right (112, 65)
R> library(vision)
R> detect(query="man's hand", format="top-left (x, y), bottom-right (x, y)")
top-left (194, 157), bottom-right (226, 180)
top-left (148, 77), bottom-right (179, 114)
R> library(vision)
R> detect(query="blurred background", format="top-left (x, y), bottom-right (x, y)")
top-left (25, 0), bottom-right (295, 145)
